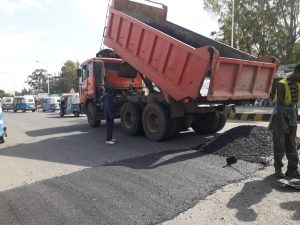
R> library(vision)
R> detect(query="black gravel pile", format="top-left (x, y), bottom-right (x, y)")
top-left (200, 126), bottom-right (274, 165)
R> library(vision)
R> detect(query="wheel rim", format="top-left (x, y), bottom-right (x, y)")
top-left (146, 112), bottom-right (160, 133)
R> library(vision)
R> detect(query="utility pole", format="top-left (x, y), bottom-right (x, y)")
top-left (231, 0), bottom-right (235, 47)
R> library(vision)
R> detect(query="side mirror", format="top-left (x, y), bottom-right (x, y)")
top-left (77, 69), bottom-right (82, 77)
top-left (84, 70), bottom-right (89, 77)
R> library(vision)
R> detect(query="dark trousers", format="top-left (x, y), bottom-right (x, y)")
top-left (106, 116), bottom-right (114, 141)
top-left (272, 115), bottom-right (299, 172)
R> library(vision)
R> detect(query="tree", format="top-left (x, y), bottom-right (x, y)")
top-left (292, 41), bottom-right (300, 63)
top-left (59, 60), bottom-right (79, 93)
top-left (203, 0), bottom-right (300, 63)
top-left (26, 69), bottom-right (49, 94)
top-left (0, 90), bottom-right (13, 98)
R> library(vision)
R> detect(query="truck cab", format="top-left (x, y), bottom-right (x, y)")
top-left (78, 55), bottom-right (142, 127)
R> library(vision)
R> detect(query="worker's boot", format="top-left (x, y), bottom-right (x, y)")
top-left (285, 170), bottom-right (300, 179)
top-left (274, 168), bottom-right (284, 179)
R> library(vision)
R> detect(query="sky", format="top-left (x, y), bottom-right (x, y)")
top-left (0, 0), bottom-right (218, 93)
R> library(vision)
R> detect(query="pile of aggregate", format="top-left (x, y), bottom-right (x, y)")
top-left (199, 126), bottom-right (274, 165)
top-left (200, 125), bottom-right (300, 165)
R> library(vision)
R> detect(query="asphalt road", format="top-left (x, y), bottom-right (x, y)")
top-left (0, 111), bottom-right (263, 225)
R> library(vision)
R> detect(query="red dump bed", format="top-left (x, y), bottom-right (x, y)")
top-left (104, 0), bottom-right (280, 102)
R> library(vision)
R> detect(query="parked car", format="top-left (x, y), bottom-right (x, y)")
top-left (13, 96), bottom-right (36, 112)
top-left (0, 106), bottom-right (7, 143)
top-left (1, 97), bottom-right (14, 111)
top-left (60, 93), bottom-right (80, 117)
top-left (42, 97), bottom-right (60, 112)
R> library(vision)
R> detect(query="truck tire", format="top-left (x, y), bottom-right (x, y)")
top-left (74, 112), bottom-right (80, 117)
top-left (166, 118), bottom-right (183, 139)
top-left (121, 102), bottom-right (143, 136)
top-left (215, 112), bottom-right (227, 132)
top-left (87, 103), bottom-right (101, 127)
top-left (191, 112), bottom-right (220, 134)
top-left (0, 135), bottom-right (4, 143)
top-left (142, 103), bottom-right (171, 141)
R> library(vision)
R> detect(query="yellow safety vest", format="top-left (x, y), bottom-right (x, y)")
top-left (276, 78), bottom-right (300, 105)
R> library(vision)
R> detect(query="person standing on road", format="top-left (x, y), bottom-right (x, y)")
top-left (103, 83), bottom-right (117, 145)
top-left (270, 64), bottom-right (300, 179)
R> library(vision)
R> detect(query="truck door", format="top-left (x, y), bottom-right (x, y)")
top-left (80, 64), bottom-right (88, 104)
top-left (87, 62), bottom-right (95, 97)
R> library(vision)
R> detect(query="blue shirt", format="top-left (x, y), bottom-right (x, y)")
top-left (102, 92), bottom-right (116, 118)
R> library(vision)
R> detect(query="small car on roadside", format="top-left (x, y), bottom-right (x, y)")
top-left (42, 97), bottom-right (60, 112)
top-left (1, 97), bottom-right (14, 112)
top-left (60, 93), bottom-right (81, 117)
top-left (0, 106), bottom-right (7, 143)
top-left (13, 96), bottom-right (36, 113)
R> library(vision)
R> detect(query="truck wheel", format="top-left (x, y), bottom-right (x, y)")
top-left (74, 112), bottom-right (80, 117)
top-left (192, 112), bottom-right (220, 134)
top-left (142, 103), bottom-right (171, 141)
top-left (0, 135), bottom-right (4, 143)
top-left (215, 112), bottom-right (227, 132)
top-left (87, 103), bottom-right (100, 127)
top-left (166, 118), bottom-right (183, 139)
top-left (121, 102), bottom-right (143, 136)
top-left (13, 110), bottom-right (17, 113)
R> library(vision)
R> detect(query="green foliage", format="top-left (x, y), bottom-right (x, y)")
top-left (26, 69), bottom-right (49, 94)
top-left (203, 0), bottom-right (300, 63)
top-left (0, 90), bottom-right (13, 98)
top-left (293, 42), bottom-right (300, 63)
top-left (59, 60), bottom-right (79, 93)
top-left (15, 88), bottom-right (32, 96)
top-left (27, 60), bottom-right (79, 95)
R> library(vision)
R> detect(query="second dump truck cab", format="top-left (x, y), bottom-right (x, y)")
top-left (78, 52), bottom-right (143, 127)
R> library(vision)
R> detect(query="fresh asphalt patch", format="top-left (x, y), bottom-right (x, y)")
top-left (0, 148), bottom-right (263, 225)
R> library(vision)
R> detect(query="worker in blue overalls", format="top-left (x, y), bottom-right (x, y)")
top-left (103, 83), bottom-right (117, 144)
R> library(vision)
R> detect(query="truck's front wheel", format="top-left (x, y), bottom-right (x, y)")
top-left (121, 102), bottom-right (143, 136)
top-left (0, 135), bottom-right (4, 143)
top-left (87, 103), bottom-right (100, 127)
top-left (142, 103), bottom-right (171, 141)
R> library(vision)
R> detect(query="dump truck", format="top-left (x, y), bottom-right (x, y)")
top-left (78, 0), bottom-right (280, 141)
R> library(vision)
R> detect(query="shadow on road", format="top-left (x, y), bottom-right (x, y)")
top-left (25, 123), bottom-right (92, 137)
top-left (280, 201), bottom-right (300, 221)
top-left (227, 174), bottom-right (299, 222)
top-left (1, 121), bottom-right (212, 167)
top-left (110, 149), bottom-right (207, 169)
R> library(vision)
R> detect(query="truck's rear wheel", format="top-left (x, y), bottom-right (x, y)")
top-left (87, 103), bottom-right (100, 127)
top-left (215, 112), bottom-right (227, 132)
top-left (192, 112), bottom-right (226, 134)
top-left (166, 118), bottom-right (183, 139)
top-left (142, 103), bottom-right (171, 141)
top-left (121, 102), bottom-right (143, 136)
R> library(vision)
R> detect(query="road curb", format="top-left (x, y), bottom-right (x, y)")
top-left (228, 112), bottom-right (300, 122)
top-left (228, 113), bottom-right (272, 122)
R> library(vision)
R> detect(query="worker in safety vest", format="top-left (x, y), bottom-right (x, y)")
top-left (271, 64), bottom-right (300, 179)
